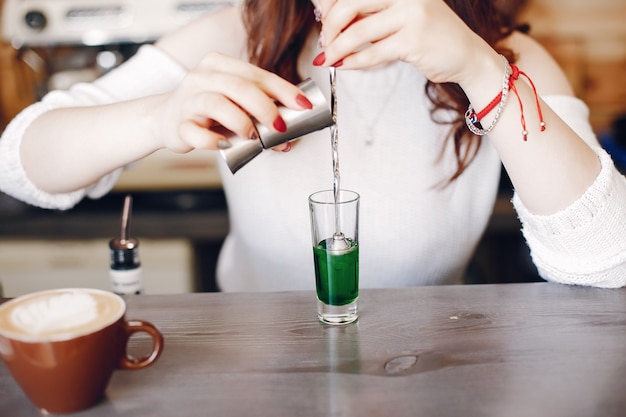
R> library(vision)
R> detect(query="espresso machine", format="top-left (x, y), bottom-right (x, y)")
top-left (0, 0), bottom-right (240, 296)
top-left (1, 0), bottom-right (238, 92)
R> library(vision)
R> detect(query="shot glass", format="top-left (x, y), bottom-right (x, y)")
top-left (309, 190), bottom-right (360, 325)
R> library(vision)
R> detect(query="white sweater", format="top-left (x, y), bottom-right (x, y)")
top-left (1, 45), bottom-right (625, 289)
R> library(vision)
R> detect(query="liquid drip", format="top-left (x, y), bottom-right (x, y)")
top-left (329, 68), bottom-right (350, 251)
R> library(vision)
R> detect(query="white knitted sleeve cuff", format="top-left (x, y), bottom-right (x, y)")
top-left (513, 147), bottom-right (626, 288)
top-left (0, 45), bottom-right (187, 210)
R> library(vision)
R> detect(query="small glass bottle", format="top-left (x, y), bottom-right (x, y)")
top-left (109, 195), bottom-right (142, 295)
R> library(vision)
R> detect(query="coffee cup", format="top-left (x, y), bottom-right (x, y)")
top-left (0, 288), bottom-right (163, 414)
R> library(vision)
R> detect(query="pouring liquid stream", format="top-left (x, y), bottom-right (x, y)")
top-left (329, 67), bottom-right (350, 251)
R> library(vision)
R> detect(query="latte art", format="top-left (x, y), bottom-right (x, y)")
top-left (11, 291), bottom-right (98, 336)
top-left (0, 288), bottom-right (125, 341)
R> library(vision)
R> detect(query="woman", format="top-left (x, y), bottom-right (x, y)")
top-left (1, 0), bottom-right (625, 290)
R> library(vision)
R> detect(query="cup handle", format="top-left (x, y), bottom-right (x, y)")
top-left (119, 319), bottom-right (164, 370)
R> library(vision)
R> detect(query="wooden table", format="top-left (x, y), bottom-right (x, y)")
top-left (2, 282), bottom-right (626, 416)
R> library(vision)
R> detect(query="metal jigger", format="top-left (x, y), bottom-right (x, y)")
top-left (220, 78), bottom-right (334, 174)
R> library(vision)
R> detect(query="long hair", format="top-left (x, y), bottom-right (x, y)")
top-left (243, 0), bottom-right (525, 181)
top-left (243, 0), bottom-right (315, 84)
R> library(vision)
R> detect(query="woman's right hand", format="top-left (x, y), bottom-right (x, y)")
top-left (151, 52), bottom-right (312, 153)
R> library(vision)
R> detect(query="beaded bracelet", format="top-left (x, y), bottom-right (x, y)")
top-left (465, 54), bottom-right (546, 141)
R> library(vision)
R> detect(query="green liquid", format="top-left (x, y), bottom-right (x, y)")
top-left (313, 238), bottom-right (359, 306)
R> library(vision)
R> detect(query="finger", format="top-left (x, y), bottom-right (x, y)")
top-left (270, 141), bottom-right (292, 152)
top-left (325, 5), bottom-right (407, 69)
top-left (192, 73), bottom-right (305, 136)
top-left (333, 27), bottom-right (410, 70)
top-left (178, 120), bottom-right (226, 150)
top-left (321, 0), bottom-right (384, 46)
top-left (198, 53), bottom-right (313, 112)
top-left (186, 70), bottom-right (280, 129)
top-left (314, 0), bottom-right (338, 18)
top-left (323, 12), bottom-right (399, 67)
top-left (183, 91), bottom-right (257, 141)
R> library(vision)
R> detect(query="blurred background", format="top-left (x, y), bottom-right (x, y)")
top-left (0, 0), bottom-right (625, 296)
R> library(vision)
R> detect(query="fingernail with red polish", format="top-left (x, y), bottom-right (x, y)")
top-left (312, 52), bottom-right (326, 66)
top-left (332, 59), bottom-right (343, 68)
top-left (273, 116), bottom-right (287, 133)
top-left (295, 94), bottom-right (313, 110)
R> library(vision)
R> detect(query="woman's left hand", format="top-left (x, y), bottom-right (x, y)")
top-left (313, 0), bottom-right (496, 86)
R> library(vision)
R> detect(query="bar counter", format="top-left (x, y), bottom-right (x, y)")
top-left (2, 282), bottom-right (625, 416)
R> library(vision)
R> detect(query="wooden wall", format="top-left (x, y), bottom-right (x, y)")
top-left (519, 0), bottom-right (626, 132)
top-left (0, 42), bottom-right (42, 129)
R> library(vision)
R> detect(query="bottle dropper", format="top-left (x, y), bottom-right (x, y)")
top-left (109, 194), bottom-right (142, 295)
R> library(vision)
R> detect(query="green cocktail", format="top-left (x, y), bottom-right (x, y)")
top-left (313, 237), bottom-right (359, 306)
top-left (309, 189), bottom-right (360, 325)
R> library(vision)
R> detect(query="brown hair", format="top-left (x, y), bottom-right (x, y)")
top-left (243, 0), bottom-right (525, 181)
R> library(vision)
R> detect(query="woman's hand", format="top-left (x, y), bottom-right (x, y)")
top-left (312, 0), bottom-right (496, 86)
top-left (151, 52), bottom-right (312, 153)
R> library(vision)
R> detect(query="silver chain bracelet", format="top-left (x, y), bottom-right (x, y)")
top-left (464, 55), bottom-right (512, 136)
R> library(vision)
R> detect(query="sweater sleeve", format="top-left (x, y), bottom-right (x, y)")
top-left (512, 95), bottom-right (626, 288)
top-left (0, 44), bottom-right (187, 210)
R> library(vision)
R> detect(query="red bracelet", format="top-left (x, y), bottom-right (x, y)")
top-left (465, 57), bottom-right (546, 141)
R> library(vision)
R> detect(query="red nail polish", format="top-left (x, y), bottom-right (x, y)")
top-left (273, 116), bottom-right (287, 133)
top-left (332, 59), bottom-right (343, 68)
top-left (312, 52), bottom-right (326, 66)
top-left (295, 94), bottom-right (313, 110)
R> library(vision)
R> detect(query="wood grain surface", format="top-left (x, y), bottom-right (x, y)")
top-left (2, 282), bottom-right (626, 417)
